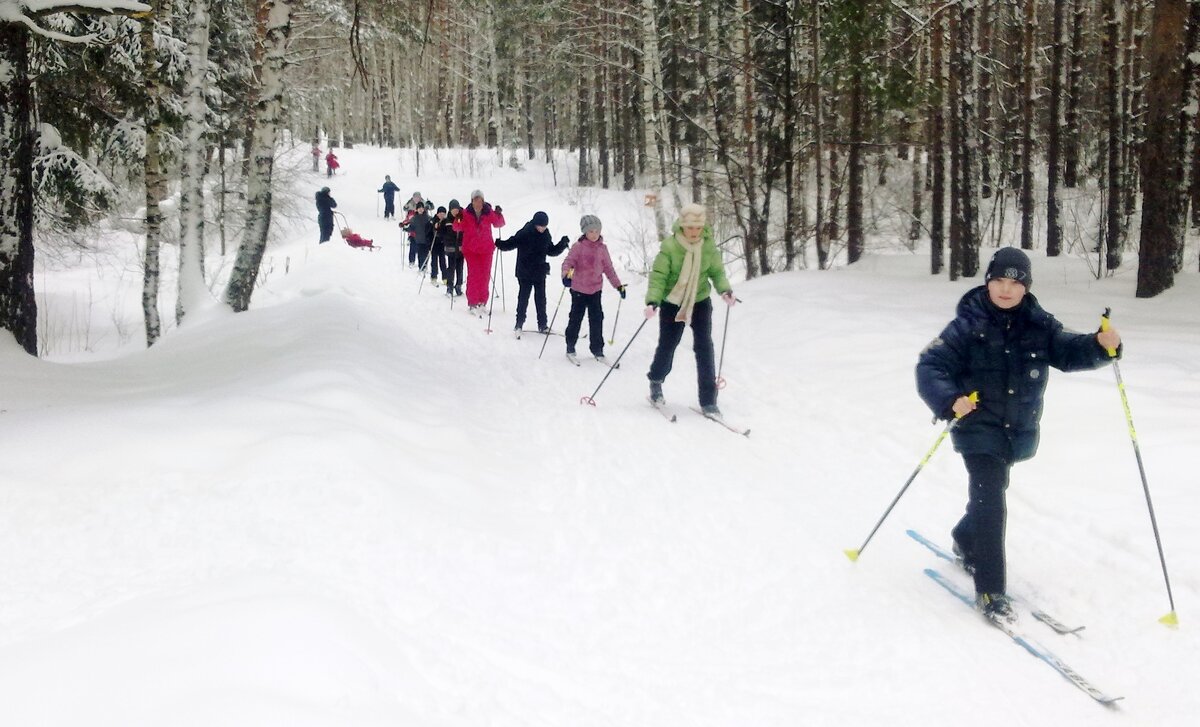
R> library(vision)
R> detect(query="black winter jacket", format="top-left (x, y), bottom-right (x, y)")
top-left (315, 190), bottom-right (337, 220)
top-left (495, 221), bottom-right (569, 280)
top-left (916, 286), bottom-right (1115, 462)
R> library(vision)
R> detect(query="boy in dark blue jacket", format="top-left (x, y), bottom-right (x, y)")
top-left (916, 247), bottom-right (1122, 621)
top-left (495, 211), bottom-right (569, 335)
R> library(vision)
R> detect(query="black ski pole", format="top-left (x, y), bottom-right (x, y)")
top-left (580, 318), bottom-right (649, 406)
top-left (845, 392), bottom-right (978, 562)
top-left (715, 297), bottom-right (742, 389)
top-left (539, 286), bottom-right (567, 360)
top-left (1101, 309), bottom-right (1178, 627)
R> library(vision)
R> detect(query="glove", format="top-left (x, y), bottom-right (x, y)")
top-left (562, 276), bottom-right (572, 288)
top-left (722, 291), bottom-right (737, 306)
top-left (494, 205), bottom-right (503, 213)
top-left (644, 304), bottom-right (658, 320)
top-left (618, 285), bottom-right (627, 299)
top-left (559, 236), bottom-right (569, 245)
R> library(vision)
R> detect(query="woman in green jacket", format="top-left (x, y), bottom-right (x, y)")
top-left (644, 203), bottom-right (736, 416)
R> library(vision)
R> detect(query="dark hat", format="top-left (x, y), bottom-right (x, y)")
top-left (448, 198), bottom-right (461, 210)
top-left (532, 211), bottom-right (549, 226)
top-left (436, 205), bottom-right (447, 214)
top-left (985, 247), bottom-right (1032, 289)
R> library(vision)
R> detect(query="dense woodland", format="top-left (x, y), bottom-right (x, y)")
top-left (1, 0), bottom-right (1197, 356)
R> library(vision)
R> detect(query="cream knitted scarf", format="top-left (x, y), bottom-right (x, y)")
top-left (665, 235), bottom-right (704, 322)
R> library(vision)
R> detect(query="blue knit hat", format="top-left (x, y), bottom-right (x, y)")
top-left (985, 247), bottom-right (1032, 289)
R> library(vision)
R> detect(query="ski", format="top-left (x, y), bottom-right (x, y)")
top-left (906, 530), bottom-right (1084, 636)
top-left (648, 397), bottom-right (677, 422)
top-left (689, 406), bottom-right (750, 437)
top-left (566, 353), bottom-right (581, 367)
top-left (593, 357), bottom-right (620, 370)
top-left (923, 568), bottom-right (1122, 706)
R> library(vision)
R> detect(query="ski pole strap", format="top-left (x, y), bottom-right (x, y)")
top-left (1100, 307), bottom-right (1118, 358)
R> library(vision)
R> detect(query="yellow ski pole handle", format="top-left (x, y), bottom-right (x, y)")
top-left (845, 392), bottom-right (978, 562)
top-left (1100, 307), bottom-right (1119, 358)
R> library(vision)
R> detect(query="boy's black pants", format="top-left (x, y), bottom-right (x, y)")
top-left (515, 277), bottom-right (548, 330)
top-left (952, 453), bottom-right (1011, 596)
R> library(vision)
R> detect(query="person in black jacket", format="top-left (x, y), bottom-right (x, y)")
top-left (916, 247), bottom-right (1122, 622)
top-left (495, 211), bottom-right (569, 334)
top-left (378, 176), bottom-right (400, 219)
top-left (315, 187), bottom-right (337, 243)
top-left (406, 203), bottom-right (434, 270)
top-left (438, 200), bottom-right (465, 296)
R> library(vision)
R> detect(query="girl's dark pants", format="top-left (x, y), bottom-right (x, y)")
top-left (318, 215), bottom-right (333, 243)
top-left (565, 290), bottom-right (604, 355)
top-left (444, 252), bottom-right (464, 290)
top-left (647, 299), bottom-right (717, 407)
top-left (951, 453), bottom-right (1011, 596)
top-left (515, 277), bottom-right (548, 330)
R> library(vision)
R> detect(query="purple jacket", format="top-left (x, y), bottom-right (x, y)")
top-left (561, 235), bottom-right (621, 294)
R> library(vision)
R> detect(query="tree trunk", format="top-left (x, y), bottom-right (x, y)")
top-left (224, 0), bottom-right (295, 312)
top-left (930, 1), bottom-right (946, 276)
top-left (1103, 0), bottom-right (1124, 270)
top-left (1063, 0), bottom-right (1085, 187)
top-left (1135, 0), bottom-right (1189, 297)
top-left (1046, 0), bottom-right (1066, 257)
top-left (1019, 0), bottom-right (1037, 252)
top-left (178, 0), bottom-right (213, 325)
top-left (0, 23), bottom-right (37, 354)
top-left (141, 2), bottom-right (170, 346)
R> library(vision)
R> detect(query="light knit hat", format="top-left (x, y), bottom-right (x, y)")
top-left (580, 214), bottom-right (602, 234)
top-left (679, 203), bottom-right (707, 228)
top-left (470, 189), bottom-right (484, 200)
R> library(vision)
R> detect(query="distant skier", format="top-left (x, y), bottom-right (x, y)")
top-left (561, 215), bottom-right (624, 364)
top-left (325, 150), bottom-right (339, 177)
top-left (428, 206), bottom-right (448, 285)
top-left (643, 203), bottom-right (734, 415)
top-left (378, 175), bottom-right (400, 219)
top-left (311, 141), bottom-right (321, 172)
top-left (315, 187), bottom-right (337, 244)
top-left (495, 211), bottom-right (569, 335)
top-left (915, 247), bottom-right (1122, 623)
top-left (453, 189), bottom-right (505, 313)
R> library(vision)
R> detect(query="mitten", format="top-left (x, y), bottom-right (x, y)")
top-left (644, 304), bottom-right (658, 320)
top-left (618, 285), bottom-right (627, 299)
top-left (562, 276), bottom-right (572, 288)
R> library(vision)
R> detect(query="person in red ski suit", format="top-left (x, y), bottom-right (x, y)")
top-left (325, 150), bottom-right (340, 177)
top-left (453, 189), bottom-right (505, 312)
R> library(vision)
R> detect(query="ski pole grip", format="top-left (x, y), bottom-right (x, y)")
top-left (1100, 308), bottom-right (1118, 358)
top-left (954, 391), bottom-right (980, 419)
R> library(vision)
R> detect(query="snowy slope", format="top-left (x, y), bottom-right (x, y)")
top-left (1, 145), bottom-right (1198, 726)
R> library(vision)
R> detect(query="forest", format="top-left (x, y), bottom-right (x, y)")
top-left (1, 0), bottom-right (1197, 356)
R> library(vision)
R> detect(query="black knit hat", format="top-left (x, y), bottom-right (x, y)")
top-left (985, 247), bottom-right (1032, 289)
top-left (436, 205), bottom-right (447, 214)
top-left (532, 211), bottom-right (549, 226)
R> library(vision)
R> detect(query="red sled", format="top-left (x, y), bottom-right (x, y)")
top-left (340, 228), bottom-right (379, 251)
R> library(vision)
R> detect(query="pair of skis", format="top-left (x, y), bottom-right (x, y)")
top-left (908, 530), bottom-right (1122, 706)
top-left (648, 398), bottom-right (750, 437)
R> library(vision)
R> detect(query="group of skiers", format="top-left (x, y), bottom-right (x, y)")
top-left (315, 169), bottom-right (1133, 623)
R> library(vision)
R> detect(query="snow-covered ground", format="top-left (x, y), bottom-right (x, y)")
top-left (2, 145), bottom-right (1198, 725)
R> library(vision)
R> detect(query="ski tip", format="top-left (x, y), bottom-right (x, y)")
top-left (1159, 611), bottom-right (1180, 629)
top-left (844, 549), bottom-right (861, 563)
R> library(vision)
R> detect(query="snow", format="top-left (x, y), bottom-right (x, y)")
top-left (3, 144), bottom-right (1199, 725)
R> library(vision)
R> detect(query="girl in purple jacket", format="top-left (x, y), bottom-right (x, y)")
top-left (561, 215), bottom-right (626, 364)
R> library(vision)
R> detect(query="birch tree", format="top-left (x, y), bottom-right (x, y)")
top-left (225, 0), bottom-right (296, 313)
top-left (176, 0), bottom-right (212, 324)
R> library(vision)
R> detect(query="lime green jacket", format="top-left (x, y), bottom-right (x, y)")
top-left (645, 223), bottom-right (732, 305)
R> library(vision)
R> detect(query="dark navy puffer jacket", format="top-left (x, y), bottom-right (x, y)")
top-left (495, 221), bottom-right (569, 280)
top-left (916, 286), bottom-right (1115, 462)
